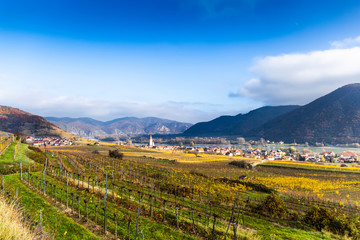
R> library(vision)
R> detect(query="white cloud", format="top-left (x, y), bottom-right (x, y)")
top-left (233, 46), bottom-right (360, 105)
top-left (330, 36), bottom-right (360, 49)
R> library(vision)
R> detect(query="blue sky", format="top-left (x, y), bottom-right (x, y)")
top-left (1, 0), bottom-right (360, 123)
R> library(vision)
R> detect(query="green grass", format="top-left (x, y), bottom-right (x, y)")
top-left (3, 174), bottom-right (100, 240)
top-left (15, 143), bottom-right (35, 164)
top-left (0, 141), bottom-right (17, 164)
top-left (241, 213), bottom-right (344, 240)
top-left (0, 142), bottom-right (42, 175)
top-left (0, 142), bottom-right (33, 164)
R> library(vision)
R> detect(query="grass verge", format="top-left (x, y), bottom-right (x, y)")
top-left (3, 174), bottom-right (100, 240)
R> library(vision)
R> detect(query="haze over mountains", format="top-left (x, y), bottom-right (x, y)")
top-left (2, 84), bottom-right (360, 144)
top-left (46, 117), bottom-right (193, 139)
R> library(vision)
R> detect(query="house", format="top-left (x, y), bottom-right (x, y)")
top-left (321, 152), bottom-right (335, 157)
top-left (339, 152), bottom-right (357, 162)
top-left (340, 151), bottom-right (357, 159)
top-left (307, 154), bottom-right (320, 162)
top-left (225, 152), bottom-right (233, 157)
top-left (33, 141), bottom-right (42, 147)
top-left (196, 148), bottom-right (204, 153)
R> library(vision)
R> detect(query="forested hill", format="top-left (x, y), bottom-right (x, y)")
top-left (0, 106), bottom-right (72, 137)
top-left (183, 105), bottom-right (300, 137)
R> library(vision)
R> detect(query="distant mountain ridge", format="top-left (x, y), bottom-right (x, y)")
top-left (46, 116), bottom-right (193, 139)
top-left (0, 106), bottom-right (72, 137)
top-left (249, 83), bottom-right (360, 144)
top-left (184, 83), bottom-right (360, 144)
top-left (4, 83), bottom-right (360, 144)
top-left (183, 105), bottom-right (300, 137)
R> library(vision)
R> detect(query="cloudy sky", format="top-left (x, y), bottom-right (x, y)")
top-left (1, 0), bottom-right (360, 123)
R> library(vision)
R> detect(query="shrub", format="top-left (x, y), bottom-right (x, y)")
top-left (28, 146), bottom-right (42, 153)
top-left (27, 146), bottom-right (47, 164)
top-left (217, 177), bottom-right (274, 193)
top-left (257, 192), bottom-right (287, 218)
top-left (304, 205), bottom-right (360, 237)
top-left (287, 209), bottom-right (299, 221)
top-left (229, 160), bottom-right (252, 169)
top-left (109, 150), bottom-right (124, 159)
top-left (304, 205), bottom-right (332, 231)
top-left (189, 170), bottom-right (208, 178)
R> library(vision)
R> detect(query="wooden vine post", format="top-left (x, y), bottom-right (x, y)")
top-left (95, 204), bottom-right (98, 223)
top-left (176, 205), bottom-right (180, 229)
top-left (150, 183), bottom-right (153, 218)
top-left (134, 191), bottom-right (142, 240)
top-left (66, 173), bottom-right (69, 208)
top-left (212, 214), bottom-right (217, 240)
top-left (114, 213), bottom-right (117, 239)
top-left (224, 193), bottom-right (238, 240)
top-left (28, 166), bottom-right (31, 185)
top-left (71, 192), bottom-right (74, 213)
top-left (39, 210), bottom-right (43, 232)
top-left (84, 199), bottom-right (88, 220)
top-left (104, 172), bottom-right (108, 233)
top-left (163, 200), bottom-right (166, 222)
top-left (77, 196), bottom-right (81, 218)
top-left (2, 176), bottom-right (4, 198)
top-left (43, 163), bottom-right (46, 195)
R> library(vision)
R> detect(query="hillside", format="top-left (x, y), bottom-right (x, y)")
top-left (249, 83), bottom-right (360, 143)
top-left (46, 116), bottom-right (193, 139)
top-left (0, 106), bottom-right (72, 138)
top-left (183, 105), bottom-right (300, 137)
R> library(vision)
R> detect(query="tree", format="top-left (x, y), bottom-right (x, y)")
top-left (190, 141), bottom-right (195, 148)
top-left (109, 150), bottom-right (124, 160)
top-left (289, 147), bottom-right (297, 154)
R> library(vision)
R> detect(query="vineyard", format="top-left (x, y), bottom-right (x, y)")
top-left (1, 142), bottom-right (360, 239)
top-left (0, 135), bottom-right (12, 157)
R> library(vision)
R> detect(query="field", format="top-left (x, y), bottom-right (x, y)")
top-left (1, 141), bottom-right (360, 239)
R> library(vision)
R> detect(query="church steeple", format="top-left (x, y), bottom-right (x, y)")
top-left (149, 135), bottom-right (154, 147)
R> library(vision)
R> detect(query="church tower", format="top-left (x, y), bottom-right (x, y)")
top-left (149, 135), bottom-right (154, 147)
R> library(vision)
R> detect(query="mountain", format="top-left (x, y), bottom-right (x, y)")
top-left (46, 116), bottom-right (193, 139)
top-left (249, 84), bottom-right (360, 144)
top-left (183, 105), bottom-right (300, 137)
top-left (0, 106), bottom-right (72, 137)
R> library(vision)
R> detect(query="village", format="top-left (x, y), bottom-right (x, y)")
top-left (25, 135), bottom-right (360, 164)
top-left (25, 136), bottom-right (74, 147)
top-left (138, 136), bottom-right (359, 163)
